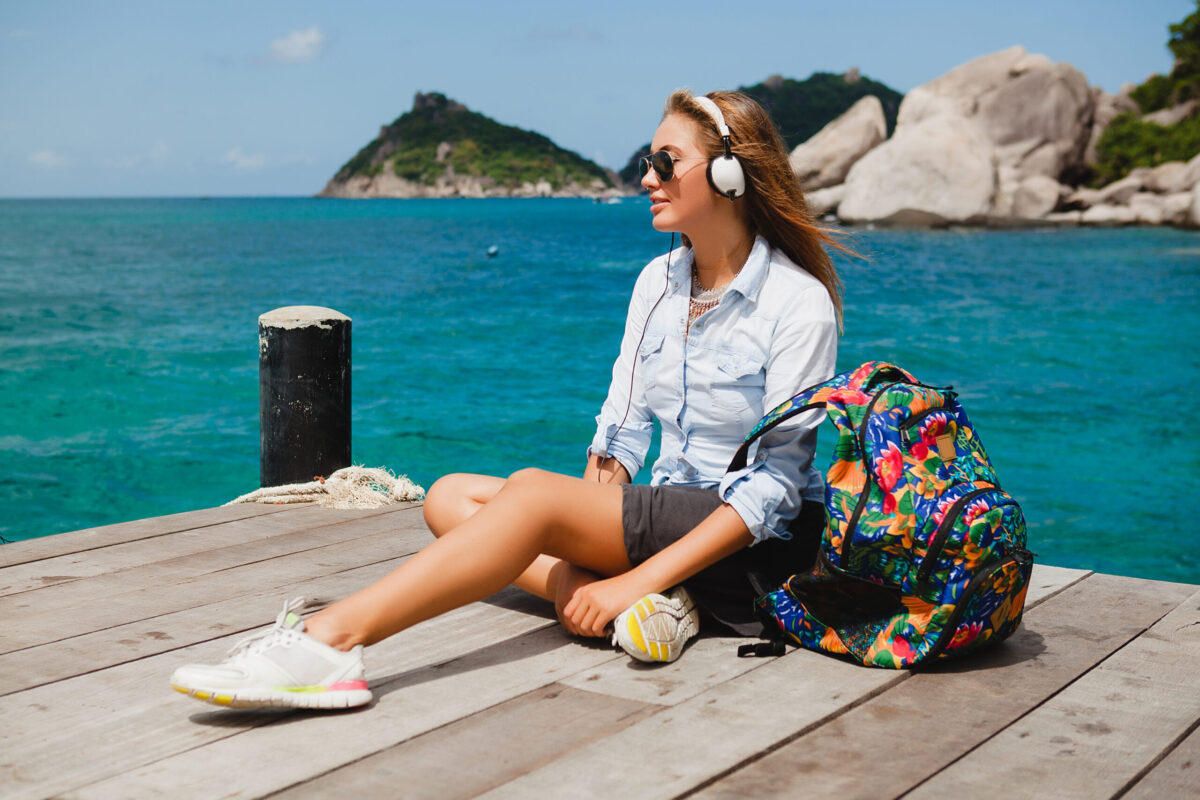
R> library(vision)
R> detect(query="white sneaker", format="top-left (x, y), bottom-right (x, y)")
top-left (612, 586), bottom-right (700, 663)
top-left (170, 597), bottom-right (372, 709)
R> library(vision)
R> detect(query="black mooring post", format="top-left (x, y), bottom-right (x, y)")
top-left (258, 306), bottom-right (351, 487)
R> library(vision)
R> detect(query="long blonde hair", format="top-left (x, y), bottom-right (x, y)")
top-left (664, 89), bottom-right (853, 331)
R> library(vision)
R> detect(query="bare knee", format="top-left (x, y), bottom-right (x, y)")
top-left (423, 473), bottom-right (475, 537)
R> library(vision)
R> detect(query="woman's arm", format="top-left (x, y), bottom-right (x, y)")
top-left (583, 453), bottom-right (632, 484)
top-left (562, 503), bottom-right (752, 636)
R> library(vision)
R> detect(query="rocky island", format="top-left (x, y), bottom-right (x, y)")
top-left (318, 92), bottom-right (623, 199)
top-left (792, 45), bottom-right (1200, 228)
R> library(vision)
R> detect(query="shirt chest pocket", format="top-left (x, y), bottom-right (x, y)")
top-left (638, 333), bottom-right (666, 390)
top-left (710, 348), bottom-right (767, 414)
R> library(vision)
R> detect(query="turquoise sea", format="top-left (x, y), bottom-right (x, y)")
top-left (1, 198), bottom-right (1197, 583)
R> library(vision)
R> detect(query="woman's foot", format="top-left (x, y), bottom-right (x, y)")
top-left (170, 598), bottom-right (372, 709)
top-left (612, 586), bottom-right (700, 663)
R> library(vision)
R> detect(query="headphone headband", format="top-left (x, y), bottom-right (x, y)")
top-left (690, 94), bottom-right (745, 201)
top-left (692, 96), bottom-right (731, 140)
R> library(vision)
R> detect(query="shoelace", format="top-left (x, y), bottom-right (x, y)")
top-left (225, 596), bottom-right (307, 659)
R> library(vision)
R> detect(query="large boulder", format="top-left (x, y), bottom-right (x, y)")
top-left (897, 46), bottom-right (1094, 182)
top-left (804, 184), bottom-right (846, 217)
top-left (1167, 152), bottom-right (1200, 193)
top-left (1145, 161), bottom-right (1188, 193)
top-left (1163, 191), bottom-right (1193, 224)
top-left (839, 112), bottom-right (996, 225)
top-left (992, 172), bottom-right (1066, 219)
top-left (1081, 204), bottom-right (1137, 225)
top-left (789, 96), bottom-right (887, 190)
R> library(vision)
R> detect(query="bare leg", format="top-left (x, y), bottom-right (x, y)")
top-left (422, 472), bottom-right (595, 604)
top-left (305, 468), bottom-right (629, 650)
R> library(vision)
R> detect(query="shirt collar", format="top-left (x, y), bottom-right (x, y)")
top-left (666, 234), bottom-right (771, 303)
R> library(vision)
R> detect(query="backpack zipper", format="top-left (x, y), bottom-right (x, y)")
top-left (917, 547), bottom-right (1034, 665)
top-left (836, 378), bottom-right (955, 574)
top-left (915, 485), bottom-right (1013, 585)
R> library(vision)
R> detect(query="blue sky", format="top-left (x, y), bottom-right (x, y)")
top-left (1, 0), bottom-right (1194, 197)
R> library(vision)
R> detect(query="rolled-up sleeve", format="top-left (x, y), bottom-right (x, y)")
top-left (587, 262), bottom-right (663, 480)
top-left (718, 293), bottom-right (838, 541)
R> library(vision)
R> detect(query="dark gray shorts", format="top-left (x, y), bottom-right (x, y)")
top-left (620, 484), bottom-right (823, 636)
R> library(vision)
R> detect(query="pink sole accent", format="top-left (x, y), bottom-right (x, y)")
top-left (327, 680), bottom-right (369, 691)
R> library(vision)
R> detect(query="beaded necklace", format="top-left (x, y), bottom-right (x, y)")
top-left (688, 264), bottom-right (732, 329)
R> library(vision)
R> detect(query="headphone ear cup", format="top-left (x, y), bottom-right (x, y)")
top-left (707, 155), bottom-right (746, 200)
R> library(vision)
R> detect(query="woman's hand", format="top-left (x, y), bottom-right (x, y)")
top-left (562, 572), bottom-right (654, 638)
top-left (553, 563), bottom-right (600, 635)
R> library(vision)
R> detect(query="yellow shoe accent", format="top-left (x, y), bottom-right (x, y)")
top-left (214, 694), bottom-right (233, 705)
top-left (194, 690), bottom-right (211, 700)
top-left (626, 614), bottom-right (647, 653)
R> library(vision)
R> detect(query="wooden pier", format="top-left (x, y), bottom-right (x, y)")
top-left (1, 502), bottom-right (1197, 799)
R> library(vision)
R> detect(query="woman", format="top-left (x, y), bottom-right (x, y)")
top-left (170, 90), bottom-right (848, 710)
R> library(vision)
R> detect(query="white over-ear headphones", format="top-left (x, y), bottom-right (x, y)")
top-left (692, 95), bottom-right (746, 201)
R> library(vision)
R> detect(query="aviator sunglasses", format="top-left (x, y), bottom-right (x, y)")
top-left (638, 150), bottom-right (705, 182)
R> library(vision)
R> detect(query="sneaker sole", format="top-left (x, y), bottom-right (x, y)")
top-left (615, 594), bottom-right (698, 663)
top-left (171, 681), bottom-right (372, 710)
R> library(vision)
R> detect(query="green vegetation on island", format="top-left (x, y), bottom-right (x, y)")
top-left (330, 92), bottom-right (614, 192)
top-left (616, 70), bottom-right (903, 186)
top-left (739, 70), bottom-right (903, 149)
top-left (1091, 1), bottom-right (1200, 185)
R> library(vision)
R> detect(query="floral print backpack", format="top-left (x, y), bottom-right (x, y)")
top-left (729, 362), bottom-right (1033, 668)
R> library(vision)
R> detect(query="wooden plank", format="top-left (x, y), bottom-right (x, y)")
top-left (0, 588), bottom-right (563, 800)
top-left (467, 557), bottom-right (1100, 799)
top-left (0, 510), bottom-right (431, 652)
top-left (56, 628), bottom-right (625, 800)
top-left (0, 504), bottom-right (417, 598)
top-left (684, 574), bottom-right (1197, 800)
top-left (559, 633), bottom-right (765, 706)
top-left (1122, 719), bottom-right (1200, 799)
top-left (0, 557), bottom-right (406, 694)
top-left (479, 647), bottom-right (904, 800)
top-left (904, 587), bottom-right (1200, 800)
top-left (0, 503), bottom-right (294, 567)
top-left (1025, 563), bottom-right (1091, 605)
top-left (270, 685), bottom-right (660, 800)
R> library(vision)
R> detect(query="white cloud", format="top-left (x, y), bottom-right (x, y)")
top-left (269, 26), bottom-right (327, 63)
top-left (29, 150), bottom-right (68, 168)
top-left (223, 146), bottom-right (266, 170)
top-left (106, 141), bottom-right (168, 169)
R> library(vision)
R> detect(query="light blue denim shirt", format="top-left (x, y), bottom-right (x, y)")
top-left (589, 235), bottom-right (838, 542)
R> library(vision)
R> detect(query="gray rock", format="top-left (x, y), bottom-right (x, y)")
top-left (1044, 210), bottom-right (1083, 225)
top-left (1065, 186), bottom-right (1103, 208)
top-left (805, 184), bottom-right (846, 217)
top-left (1143, 99), bottom-right (1198, 126)
top-left (1189, 184), bottom-right (1200, 227)
top-left (1145, 161), bottom-right (1188, 193)
top-left (1167, 152), bottom-right (1200, 193)
top-left (1163, 191), bottom-right (1193, 224)
top-left (1013, 174), bottom-right (1066, 218)
top-left (1095, 170), bottom-right (1150, 205)
top-left (1129, 192), bottom-right (1164, 225)
top-left (1080, 204), bottom-right (1137, 225)
top-left (897, 46), bottom-right (1093, 181)
top-left (993, 169), bottom-right (1065, 219)
top-left (838, 113), bottom-right (996, 225)
top-left (789, 96), bottom-right (886, 190)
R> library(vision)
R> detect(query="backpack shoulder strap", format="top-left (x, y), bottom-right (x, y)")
top-left (726, 361), bottom-right (917, 473)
